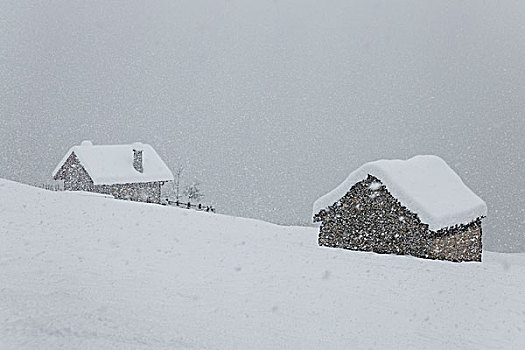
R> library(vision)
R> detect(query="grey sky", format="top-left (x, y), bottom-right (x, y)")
top-left (1, 0), bottom-right (524, 251)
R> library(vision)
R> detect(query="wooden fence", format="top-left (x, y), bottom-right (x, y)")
top-left (166, 200), bottom-right (216, 213)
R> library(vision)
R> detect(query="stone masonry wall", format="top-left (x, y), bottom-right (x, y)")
top-left (95, 182), bottom-right (161, 204)
top-left (431, 221), bottom-right (482, 262)
top-left (54, 152), bottom-right (94, 192)
top-left (314, 175), bottom-right (483, 262)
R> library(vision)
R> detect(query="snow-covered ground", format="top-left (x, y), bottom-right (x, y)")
top-left (1, 179), bottom-right (524, 349)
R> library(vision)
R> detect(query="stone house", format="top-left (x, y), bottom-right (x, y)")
top-left (313, 155), bottom-right (487, 262)
top-left (53, 141), bottom-right (174, 204)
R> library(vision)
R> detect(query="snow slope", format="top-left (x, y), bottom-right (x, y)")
top-left (1, 179), bottom-right (524, 349)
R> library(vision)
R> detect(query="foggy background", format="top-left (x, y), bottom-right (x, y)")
top-left (1, 0), bottom-right (523, 252)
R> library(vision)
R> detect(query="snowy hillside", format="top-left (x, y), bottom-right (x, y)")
top-left (1, 179), bottom-right (524, 349)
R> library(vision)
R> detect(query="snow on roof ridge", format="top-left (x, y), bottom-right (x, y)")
top-left (132, 142), bottom-right (144, 151)
top-left (52, 142), bottom-right (174, 185)
top-left (312, 155), bottom-right (487, 231)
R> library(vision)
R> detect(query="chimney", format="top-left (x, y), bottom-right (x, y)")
top-left (132, 142), bottom-right (144, 173)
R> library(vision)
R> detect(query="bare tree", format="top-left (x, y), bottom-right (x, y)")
top-left (184, 180), bottom-right (204, 203)
top-left (173, 165), bottom-right (184, 201)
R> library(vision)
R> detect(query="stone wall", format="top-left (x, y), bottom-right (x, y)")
top-left (314, 175), bottom-right (483, 262)
top-left (431, 223), bottom-right (482, 262)
top-left (95, 182), bottom-right (162, 204)
top-left (54, 152), bottom-right (94, 191)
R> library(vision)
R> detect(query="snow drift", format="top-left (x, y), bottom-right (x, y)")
top-left (1, 179), bottom-right (524, 349)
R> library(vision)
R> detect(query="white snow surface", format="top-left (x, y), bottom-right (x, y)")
top-left (1, 179), bottom-right (523, 349)
top-left (52, 142), bottom-right (174, 185)
top-left (313, 155), bottom-right (488, 231)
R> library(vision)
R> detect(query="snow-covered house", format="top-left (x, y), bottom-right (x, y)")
top-left (313, 155), bottom-right (487, 262)
top-left (53, 141), bottom-right (174, 204)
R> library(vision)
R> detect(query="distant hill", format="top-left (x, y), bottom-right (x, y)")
top-left (1, 179), bottom-right (524, 349)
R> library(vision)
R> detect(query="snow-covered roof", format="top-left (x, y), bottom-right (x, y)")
top-left (313, 155), bottom-right (487, 231)
top-left (53, 141), bottom-right (174, 185)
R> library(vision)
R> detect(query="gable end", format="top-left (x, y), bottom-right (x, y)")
top-left (53, 152), bottom-right (94, 190)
